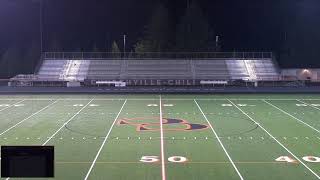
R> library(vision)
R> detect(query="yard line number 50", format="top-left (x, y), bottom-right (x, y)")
top-left (140, 156), bottom-right (188, 163)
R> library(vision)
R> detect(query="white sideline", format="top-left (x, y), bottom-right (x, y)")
top-left (263, 100), bottom-right (320, 134)
top-left (228, 99), bottom-right (320, 179)
top-left (0, 99), bottom-right (25, 112)
top-left (0, 100), bottom-right (59, 137)
top-left (297, 99), bottom-right (320, 111)
top-left (159, 95), bottom-right (166, 180)
top-left (42, 99), bottom-right (94, 145)
top-left (84, 99), bottom-right (127, 180)
top-left (2, 98), bottom-right (320, 101)
top-left (194, 99), bottom-right (244, 180)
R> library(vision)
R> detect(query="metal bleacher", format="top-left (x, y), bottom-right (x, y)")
top-left (126, 60), bottom-right (191, 79)
top-left (194, 60), bottom-right (230, 80)
top-left (251, 59), bottom-right (279, 80)
top-left (37, 59), bottom-right (90, 81)
top-left (63, 60), bottom-right (90, 81)
top-left (35, 52), bottom-right (279, 82)
top-left (226, 60), bottom-right (250, 80)
top-left (37, 60), bottom-right (68, 80)
top-left (87, 60), bottom-right (122, 80)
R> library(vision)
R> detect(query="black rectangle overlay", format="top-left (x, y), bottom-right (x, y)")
top-left (1, 146), bottom-right (54, 178)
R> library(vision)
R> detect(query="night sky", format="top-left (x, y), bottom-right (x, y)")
top-left (1, 0), bottom-right (320, 67)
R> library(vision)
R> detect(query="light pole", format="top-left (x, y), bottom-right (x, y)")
top-left (123, 34), bottom-right (126, 58)
top-left (40, 0), bottom-right (43, 54)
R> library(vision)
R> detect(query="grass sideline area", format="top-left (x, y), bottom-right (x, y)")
top-left (0, 94), bottom-right (320, 180)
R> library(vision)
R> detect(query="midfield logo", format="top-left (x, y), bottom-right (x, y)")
top-left (117, 117), bottom-right (209, 132)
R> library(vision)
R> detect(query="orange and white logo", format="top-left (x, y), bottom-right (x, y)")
top-left (117, 117), bottom-right (209, 132)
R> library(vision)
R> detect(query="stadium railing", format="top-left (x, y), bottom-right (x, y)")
top-left (44, 52), bottom-right (273, 60)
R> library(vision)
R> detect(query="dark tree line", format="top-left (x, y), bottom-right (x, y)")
top-left (278, 0), bottom-right (320, 68)
top-left (0, 41), bottom-right (39, 78)
top-left (134, 1), bottom-right (218, 52)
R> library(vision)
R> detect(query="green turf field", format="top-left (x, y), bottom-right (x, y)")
top-left (1, 94), bottom-right (320, 180)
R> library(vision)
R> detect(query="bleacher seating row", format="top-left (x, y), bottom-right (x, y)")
top-left (36, 58), bottom-right (279, 81)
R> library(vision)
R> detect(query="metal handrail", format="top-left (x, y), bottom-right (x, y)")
top-left (44, 52), bottom-right (273, 60)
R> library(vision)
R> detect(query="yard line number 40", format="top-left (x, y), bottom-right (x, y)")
top-left (276, 156), bottom-right (320, 163)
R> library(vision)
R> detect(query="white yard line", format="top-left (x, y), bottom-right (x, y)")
top-left (159, 95), bottom-right (167, 180)
top-left (42, 99), bottom-right (94, 145)
top-left (297, 99), bottom-right (320, 111)
top-left (228, 99), bottom-right (320, 179)
top-left (84, 99), bottom-right (127, 180)
top-left (194, 99), bottom-right (244, 180)
top-left (263, 100), bottom-right (320, 134)
top-left (0, 99), bottom-right (25, 112)
top-left (0, 100), bottom-right (59, 137)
